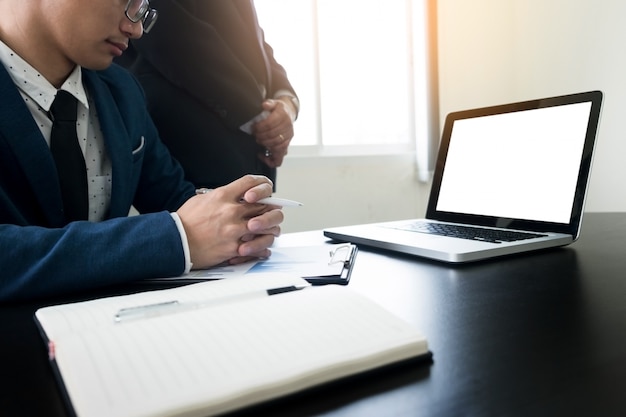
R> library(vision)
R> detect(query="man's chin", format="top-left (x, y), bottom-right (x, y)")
top-left (81, 57), bottom-right (114, 71)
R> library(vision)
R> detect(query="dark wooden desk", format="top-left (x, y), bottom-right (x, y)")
top-left (3, 213), bottom-right (626, 417)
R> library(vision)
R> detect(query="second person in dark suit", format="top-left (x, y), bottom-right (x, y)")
top-left (120, 0), bottom-right (299, 190)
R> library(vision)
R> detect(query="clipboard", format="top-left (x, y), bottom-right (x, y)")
top-left (146, 244), bottom-right (358, 286)
top-left (304, 243), bottom-right (358, 285)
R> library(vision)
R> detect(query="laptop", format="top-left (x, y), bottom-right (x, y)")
top-left (324, 91), bottom-right (603, 263)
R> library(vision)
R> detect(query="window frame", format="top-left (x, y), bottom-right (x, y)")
top-left (255, 0), bottom-right (439, 180)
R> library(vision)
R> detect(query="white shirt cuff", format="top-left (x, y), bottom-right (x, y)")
top-left (273, 89), bottom-right (296, 100)
top-left (170, 212), bottom-right (192, 274)
top-left (273, 90), bottom-right (299, 118)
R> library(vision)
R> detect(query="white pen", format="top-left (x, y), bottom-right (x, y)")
top-left (196, 188), bottom-right (303, 207)
top-left (255, 197), bottom-right (303, 207)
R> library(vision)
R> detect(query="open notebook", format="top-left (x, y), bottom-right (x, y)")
top-left (325, 91), bottom-right (603, 263)
top-left (35, 274), bottom-right (430, 417)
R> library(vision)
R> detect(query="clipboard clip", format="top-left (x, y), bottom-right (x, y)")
top-left (329, 244), bottom-right (356, 267)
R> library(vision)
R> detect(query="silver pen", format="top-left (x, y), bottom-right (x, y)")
top-left (114, 285), bottom-right (309, 324)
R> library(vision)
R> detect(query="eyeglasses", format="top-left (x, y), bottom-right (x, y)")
top-left (125, 0), bottom-right (158, 33)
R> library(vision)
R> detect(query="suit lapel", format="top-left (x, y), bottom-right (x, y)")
top-left (0, 66), bottom-right (65, 226)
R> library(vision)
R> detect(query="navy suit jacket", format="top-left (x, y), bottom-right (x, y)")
top-left (0, 63), bottom-right (196, 302)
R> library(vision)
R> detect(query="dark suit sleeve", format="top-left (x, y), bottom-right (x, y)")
top-left (0, 214), bottom-right (186, 302)
top-left (261, 28), bottom-right (298, 100)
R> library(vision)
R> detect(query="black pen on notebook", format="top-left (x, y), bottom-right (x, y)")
top-left (114, 284), bottom-right (309, 323)
top-left (195, 188), bottom-right (303, 207)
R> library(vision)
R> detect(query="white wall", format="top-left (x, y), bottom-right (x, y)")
top-left (276, 154), bottom-right (431, 233)
top-left (278, 0), bottom-right (625, 233)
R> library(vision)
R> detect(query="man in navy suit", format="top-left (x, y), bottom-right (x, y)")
top-left (0, 0), bottom-right (284, 302)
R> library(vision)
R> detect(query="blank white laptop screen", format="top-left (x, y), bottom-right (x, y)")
top-left (436, 102), bottom-right (592, 224)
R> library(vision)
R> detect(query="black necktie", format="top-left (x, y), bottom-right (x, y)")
top-left (50, 90), bottom-right (88, 222)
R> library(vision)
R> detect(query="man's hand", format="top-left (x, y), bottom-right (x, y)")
top-left (176, 175), bottom-right (284, 268)
top-left (254, 98), bottom-right (296, 168)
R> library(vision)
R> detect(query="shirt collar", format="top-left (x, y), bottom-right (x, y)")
top-left (0, 40), bottom-right (89, 112)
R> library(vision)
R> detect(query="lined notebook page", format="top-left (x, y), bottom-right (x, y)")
top-left (49, 285), bottom-right (428, 417)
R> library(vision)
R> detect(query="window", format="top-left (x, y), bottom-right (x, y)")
top-left (255, 0), bottom-right (438, 177)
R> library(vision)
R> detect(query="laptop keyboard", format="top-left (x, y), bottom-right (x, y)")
top-left (389, 221), bottom-right (547, 244)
